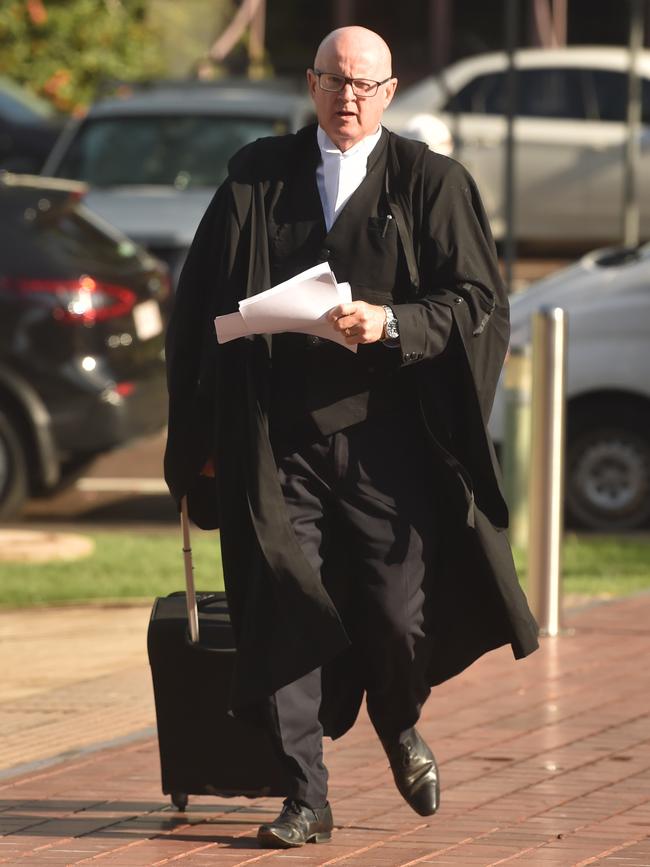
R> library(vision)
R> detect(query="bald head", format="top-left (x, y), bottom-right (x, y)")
top-left (307, 26), bottom-right (397, 151)
top-left (314, 27), bottom-right (392, 81)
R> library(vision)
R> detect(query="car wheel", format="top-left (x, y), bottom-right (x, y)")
top-left (566, 403), bottom-right (650, 531)
top-left (0, 409), bottom-right (29, 520)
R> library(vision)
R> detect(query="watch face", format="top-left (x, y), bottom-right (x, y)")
top-left (382, 306), bottom-right (399, 340)
top-left (385, 311), bottom-right (399, 339)
top-left (386, 319), bottom-right (399, 339)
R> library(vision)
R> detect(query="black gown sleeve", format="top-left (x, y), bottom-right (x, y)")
top-left (391, 159), bottom-right (506, 374)
top-left (163, 181), bottom-right (236, 525)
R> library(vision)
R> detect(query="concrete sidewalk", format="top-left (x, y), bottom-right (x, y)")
top-left (2, 595), bottom-right (650, 866)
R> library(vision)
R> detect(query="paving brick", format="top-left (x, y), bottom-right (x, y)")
top-left (3, 595), bottom-right (650, 863)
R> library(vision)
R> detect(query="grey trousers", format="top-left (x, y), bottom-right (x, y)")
top-left (267, 413), bottom-right (438, 808)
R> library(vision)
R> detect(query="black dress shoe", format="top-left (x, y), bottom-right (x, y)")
top-left (257, 799), bottom-right (333, 848)
top-left (382, 727), bottom-right (440, 816)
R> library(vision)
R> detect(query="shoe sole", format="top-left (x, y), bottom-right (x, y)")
top-left (257, 828), bottom-right (332, 849)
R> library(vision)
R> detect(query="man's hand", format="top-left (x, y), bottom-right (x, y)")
top-left (200, 456), bottom-right (216, 478)
top-left (328, 301), bottom-right (386, 345)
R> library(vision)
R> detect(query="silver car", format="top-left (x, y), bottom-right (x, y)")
top-left (489, 246), bottom-right (650, 530)
top-left (385, 46), bottom-right (650, 245)
top-left (43, 81), bottom-right (315, 285)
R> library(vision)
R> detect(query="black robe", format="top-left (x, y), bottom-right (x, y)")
top-left (164, 125), bottom-right (539, 738)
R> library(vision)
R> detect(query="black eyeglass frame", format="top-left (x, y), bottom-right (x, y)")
top-left (311, 68), bottom-right (394, 97)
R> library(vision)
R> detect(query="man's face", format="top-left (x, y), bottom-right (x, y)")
top-left (307, 37), bottom-right (397, 152)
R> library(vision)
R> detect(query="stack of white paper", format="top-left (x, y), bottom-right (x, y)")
top-left (214, 262), bottom-right (356, 353)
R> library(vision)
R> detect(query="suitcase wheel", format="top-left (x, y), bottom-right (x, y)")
top-left (171, 792), bottom-right (188, 812)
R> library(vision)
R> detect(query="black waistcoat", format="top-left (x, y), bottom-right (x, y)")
top-left (268, 129), bottom-right (412, 448)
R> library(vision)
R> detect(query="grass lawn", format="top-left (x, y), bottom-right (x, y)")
top-left (514, 533), bottom-right (650, 598)
top-left (0, 530), bottom-right (223, 608)
top-left (0, 530), bottom-right (649, 608)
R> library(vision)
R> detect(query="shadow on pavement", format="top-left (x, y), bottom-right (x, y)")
top-left (0, 798), bottom-right (267, 849)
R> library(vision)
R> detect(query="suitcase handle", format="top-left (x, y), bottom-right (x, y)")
top-left (180, 496), bottom-right (200, 643)
top-left (180, 499), bottom-right (236, 653)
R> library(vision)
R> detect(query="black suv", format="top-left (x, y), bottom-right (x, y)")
top-left (0, 172), bottom-right (169, 519)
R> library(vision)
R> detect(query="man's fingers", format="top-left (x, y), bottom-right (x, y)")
top-left (328, 303), bottom-right (356, 322)
top-left (328, 301), bottom-right (385, 344)
top-left (335, 314), bottom-right (358, 332)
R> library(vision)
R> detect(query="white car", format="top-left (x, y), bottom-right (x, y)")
top-left (489, 245), bottom-right (650, 531)
top-left (385, 47), bottom-right (650, 245)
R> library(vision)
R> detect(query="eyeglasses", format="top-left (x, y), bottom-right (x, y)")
top-left (311, 69), bottom-right (393, 98)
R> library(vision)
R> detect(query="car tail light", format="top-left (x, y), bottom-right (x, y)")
top-left (5, 276), bottom-right (136, 324)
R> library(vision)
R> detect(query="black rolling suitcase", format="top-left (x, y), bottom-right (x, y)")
top-left (147, 498), bottom-right (289, 811)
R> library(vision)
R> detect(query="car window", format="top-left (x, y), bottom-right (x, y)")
top-left (0, 77), bottom-right (55, 123)
top-left (589, 68), bottom-right (650, 124)
top-left (36, 208), bottom-right (140, 266)
top-left (54, 115), bottom-right (288, 188)
top-left (518, 69), bottom-right (587, 119)
top-left (444, 73), bottom-right (503, 113)
top-left (590, 69), bottom-right (629, 121)
top-left (444, 67), bottom-right (587, 119)
top-left (0, 198), bottom-right (140, 274)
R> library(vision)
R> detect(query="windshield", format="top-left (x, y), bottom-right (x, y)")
top-left (55, 114), bottom-right (288, 188)
top-left (0, 77), bottom-right (56, 123)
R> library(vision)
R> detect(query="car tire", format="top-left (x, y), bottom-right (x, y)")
top-left (0, 409), bottom-right (29, 520)
top-left (566, 402), bottom-right (650, 531)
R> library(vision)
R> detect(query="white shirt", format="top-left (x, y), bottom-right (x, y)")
top-left (316, 125), bottom-right (383, 231)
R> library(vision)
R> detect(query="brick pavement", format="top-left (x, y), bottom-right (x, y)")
top-left (2, 594), bottom-right (650, 866)
top-left (0, 606), bottom-right (154, 774)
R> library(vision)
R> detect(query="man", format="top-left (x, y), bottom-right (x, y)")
top-left (165, 26), bottom-right (538, 850)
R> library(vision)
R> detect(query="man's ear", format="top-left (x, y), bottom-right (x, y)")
top-left (383, 78), bottom-right (398, 109)
top-left (306, 68), bottom-right (318, 100)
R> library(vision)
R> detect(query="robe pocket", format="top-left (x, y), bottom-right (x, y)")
top-left (354, 217), bottom-right (398, 287)
top-left (367, 215), bottom-right (397, 242)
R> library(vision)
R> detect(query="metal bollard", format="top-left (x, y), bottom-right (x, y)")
top-left (502, 345), bottom-right (532, 550)
top-left (528, 308), bottom-right (567, 638)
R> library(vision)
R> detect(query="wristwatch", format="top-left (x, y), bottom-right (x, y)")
top-left (382, 305), bottom-right (400, 341)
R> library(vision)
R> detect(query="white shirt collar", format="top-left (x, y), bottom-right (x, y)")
top-left (316, 125), bottom-right (383, 160)
top-left (315, 126), bottom-right (383, 231)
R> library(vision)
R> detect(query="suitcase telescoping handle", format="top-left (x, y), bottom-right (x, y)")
top-left (180, 496), bottom-right (200, 643)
